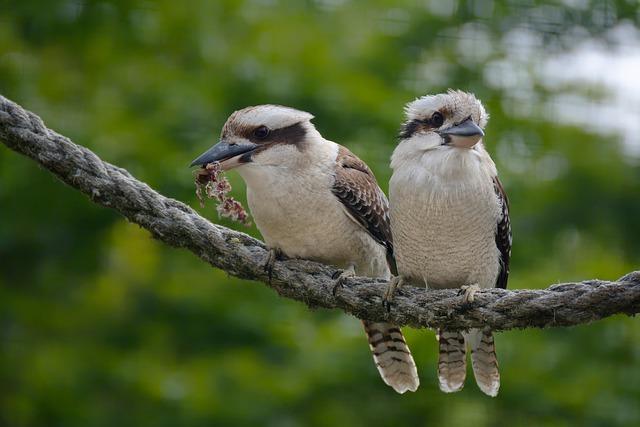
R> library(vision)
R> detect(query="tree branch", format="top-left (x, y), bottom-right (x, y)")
top-left (1, 94), bottom-right (639, 331)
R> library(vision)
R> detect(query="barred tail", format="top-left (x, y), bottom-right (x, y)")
top-left (437, 329), bottom-right (466, 393)
top-left (363, 321), bottom-right (419, 393)
top-left (466, 328), bottom-right (500, 397)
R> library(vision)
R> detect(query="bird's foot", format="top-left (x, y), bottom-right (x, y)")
top-left (459, 284), bottom-right (481, 304)
top-left (383, 276), bottom-right (404, 312)
top-left (332, 265), bottom-right (356, 297)
top-left (264, 248), bottom-right (283, 283)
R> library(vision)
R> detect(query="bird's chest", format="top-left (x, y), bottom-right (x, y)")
top-left (390, 177), bottom-right (501, 289)
top-left (245, 175), bottom-right (359, 266)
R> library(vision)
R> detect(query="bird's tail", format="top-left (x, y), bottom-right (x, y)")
top-left (437, 329), bottom-right (467, 393)
top-left (465, 327), bottom-right (500, 397)
top-left (363, 321), bottom-right (419, 393)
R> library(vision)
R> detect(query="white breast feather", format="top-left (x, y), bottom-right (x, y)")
top-left (390, 144), bottom-right (501, 289)
top-left (237, 138), bottom-right (389, 279)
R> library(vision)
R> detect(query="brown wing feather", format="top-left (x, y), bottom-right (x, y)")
top-left (332, 146), bottom-right (397, 275)
top-left (493, 176), bottom-right (511, 289)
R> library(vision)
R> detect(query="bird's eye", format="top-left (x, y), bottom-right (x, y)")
top-left (431, 112), bottom-right (444, 127)
top-left (253, 125), bottom-right (270, 140)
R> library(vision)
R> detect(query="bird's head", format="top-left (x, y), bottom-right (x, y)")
top-left (190, 105), bottom-right (316, 172)
top-left (398, 90), bottom-right (488, 151)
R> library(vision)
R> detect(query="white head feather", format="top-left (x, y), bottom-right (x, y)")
top-left (391, 90), bottom-right (497, 186)
top-left (405, 89), bottom-right (488, 128)
top-left (224, 105), bottom-right (314, 134)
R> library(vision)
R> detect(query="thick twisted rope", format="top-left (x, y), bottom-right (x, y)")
top-left (1, 94), bottom-right (638, 331)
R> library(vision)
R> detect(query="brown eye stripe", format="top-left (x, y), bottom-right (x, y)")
top-left (398, 114), bottom-right (443, 139)
top-left (222, 121), bottom-right (307, 147)
top-left (398, 119), bottom-right (421, 139)
top-left (246, 122), bottom-right (307, 145)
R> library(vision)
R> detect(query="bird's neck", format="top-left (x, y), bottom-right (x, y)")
top-left (391, 143), bottom-right (497, 189)
top-left (236, 136), bottom-right (338, 192)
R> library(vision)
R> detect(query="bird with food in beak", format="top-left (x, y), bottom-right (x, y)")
top-left (191, 105), bottom-right (420, 394)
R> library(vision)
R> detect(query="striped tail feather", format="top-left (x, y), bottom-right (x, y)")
top-left (437, 329), bottom-right (467, 393)
top-left (363, 321), bottom-right (419, 393)
top-left (465, 328), bottom-right (500, 397)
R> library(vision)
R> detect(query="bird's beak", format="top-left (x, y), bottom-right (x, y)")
top-left (189, 140), bottom-right (258, 171)
top-left (438, 118), bottom-right (484, 149)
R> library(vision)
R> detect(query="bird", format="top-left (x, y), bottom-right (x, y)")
top-left (387, 90), bottom-right (511, 397)
top-left (190, 104), bottom-right (420, 393)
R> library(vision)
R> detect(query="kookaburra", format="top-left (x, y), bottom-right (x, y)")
top-left (190, 105), bottom-right (419, 393)
top-left (388, 90), bottom-right (511, 397)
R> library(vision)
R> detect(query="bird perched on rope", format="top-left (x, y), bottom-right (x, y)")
top-left (387, 90), bottom-right (511, 396)
top-left (190, 105), bottom-right (419, 393)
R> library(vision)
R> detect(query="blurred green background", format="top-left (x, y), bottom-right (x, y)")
top-left (1, 0), bottom-right (640, 426)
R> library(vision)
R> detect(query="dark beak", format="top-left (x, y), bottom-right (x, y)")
top-left (190, 140), bottom-right (258, 168)
top-left (438, 118), bottom-right (484, 148)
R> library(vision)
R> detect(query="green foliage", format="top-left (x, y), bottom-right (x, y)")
top-left (1, 1), bottom-right (639, 426)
